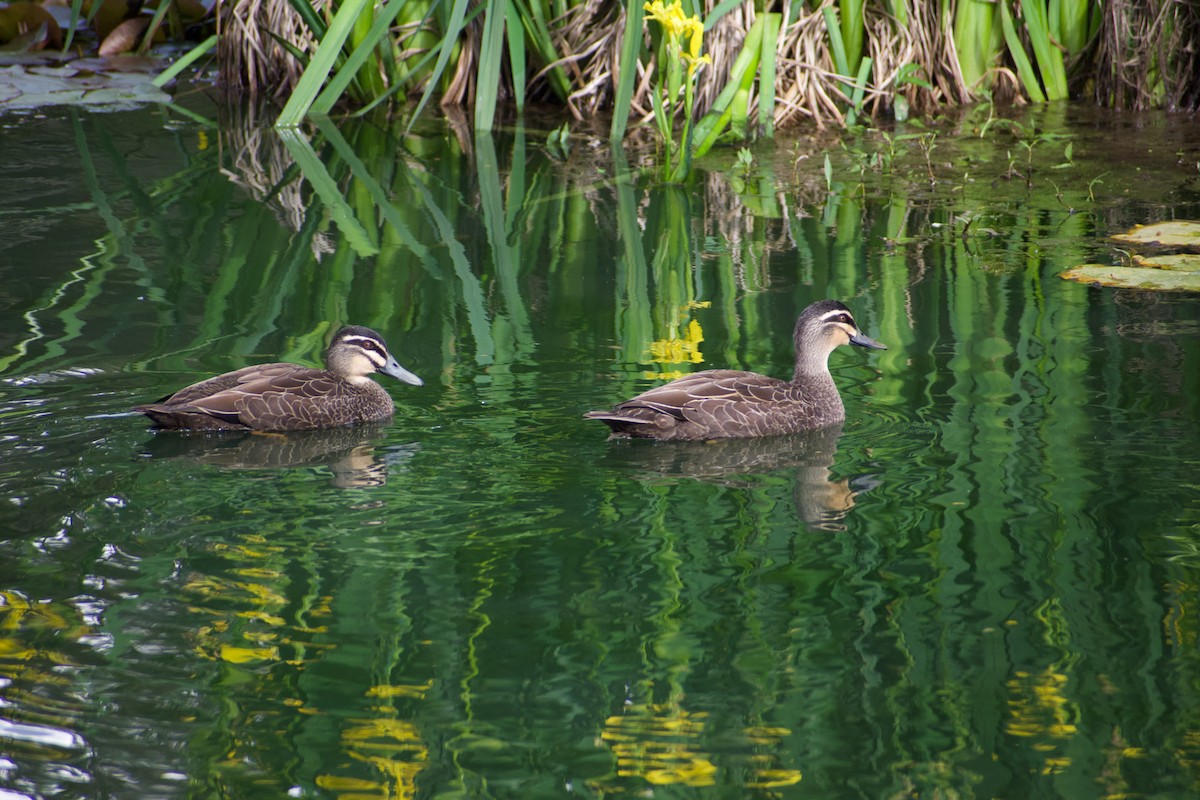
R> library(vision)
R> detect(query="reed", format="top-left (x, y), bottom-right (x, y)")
top-left (208, 0), bottom-right (1196, 132)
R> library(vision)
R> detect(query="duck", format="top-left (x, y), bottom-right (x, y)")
top-left (133, 325), bottom-right (423, 431)
top-left (585, 300), bottom-right (885, 440)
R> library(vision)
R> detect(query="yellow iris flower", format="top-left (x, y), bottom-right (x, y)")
top-left (644, 1), bottom-right (710, 75)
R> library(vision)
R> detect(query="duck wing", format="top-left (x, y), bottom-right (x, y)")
top-left (149, 363), bottom-right (295, 406)
top-left (137, 364), bottom-right (351, 430)
top-left (587, 370), bottom-right (797, 438)
top-left (180, 366), bottom-right (347, 430)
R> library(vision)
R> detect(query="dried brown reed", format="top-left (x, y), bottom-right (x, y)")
top-left (217, 0), bottom-right (313, 98)
top-left (222, 0), bottom-right (1199, 124)
top-left (1094, 0), bottom-right (1200, 111)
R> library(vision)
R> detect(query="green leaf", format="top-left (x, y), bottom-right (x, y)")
top-left (311, 0), bottom-right (409, 116)
top-left (475, 0), bottom-right (508, 132)
top-left (758, 12), bottom-right (781, 138)
top-left (408, 0), bottom-right (472, 132)
top-left (999, 0), bottom-right (1046, 103)
top-left (153, 35), bottom-right (218, 88)
top-left (276, 0), bottom-right (375, 127)
top-left (610, 0), bottom-right (644, 142)
top-left (1059, 265), bottom-right (1200, 292)
top-left (692, 16), bottom-right (764, 157)
top-left (506, 1), bottom-right (526, 111)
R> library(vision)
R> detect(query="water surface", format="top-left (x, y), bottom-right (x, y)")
top-left (1, 102), bottom-right (1198, 799)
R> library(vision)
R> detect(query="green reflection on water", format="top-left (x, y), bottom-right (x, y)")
top-left (0, 103), bottom-right (1197, 799)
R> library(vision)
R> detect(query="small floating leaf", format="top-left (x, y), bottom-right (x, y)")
top-left (1110, 220), bottom-right (1200, 251)
top-left (1059, 265), bottom-right (1200, 292)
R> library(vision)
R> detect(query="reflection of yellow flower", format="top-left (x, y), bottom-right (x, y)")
top-left (601, 703), bottom-right (716, 787)
top-left (648, 318), bottom-right (705, 365)
top-left (1005, 667), bottom-right (1078, 774)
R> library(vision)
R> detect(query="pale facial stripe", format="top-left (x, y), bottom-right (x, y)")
top-left (816, 309), bottom-right (857, 335)
top-left (340, 335), bottom-right (389, 368)
top-left (816, 308), bottom-right (852, 324)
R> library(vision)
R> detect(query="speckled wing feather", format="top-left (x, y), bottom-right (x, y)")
top-left (586, 370), bottom-right (844, 440)
top-left (180, 367), bottom-right (350, 431)
top-left (147, 363), bottom-right (293, 406)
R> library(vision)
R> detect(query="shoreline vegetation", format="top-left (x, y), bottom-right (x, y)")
top-left (3, 1), bottom-right (1198, 132)
top-left (221, 0), bottom-right (1200, 132)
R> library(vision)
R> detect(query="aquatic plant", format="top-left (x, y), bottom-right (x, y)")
top-left (642, 0), bottom-right (711, 182)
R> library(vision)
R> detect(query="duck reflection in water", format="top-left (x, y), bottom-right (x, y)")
top-left (600, 425), bottom-right (879, 530)
top-left (137, 424), bottom-right (419, 488)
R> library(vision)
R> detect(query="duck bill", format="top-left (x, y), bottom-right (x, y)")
top-left (850, 331), bottom-right (887, 350)
top-left (381, 356), bottom-right (424, 386)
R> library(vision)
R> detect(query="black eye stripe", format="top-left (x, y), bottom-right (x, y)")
top-left (342, 336), bottom-right (383, 352)
top-left (820, 314), bottom-right (855, 327)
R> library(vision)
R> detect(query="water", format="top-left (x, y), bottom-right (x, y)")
top-left (1, 100), bottom-right (1198, 799)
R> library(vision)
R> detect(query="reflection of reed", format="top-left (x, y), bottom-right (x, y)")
top-left (216, 105), bottom-right (334, 258)
top-left (138, 425), bottom-right (418, 488)
top-left (602, 425), bottom-right (875, 529)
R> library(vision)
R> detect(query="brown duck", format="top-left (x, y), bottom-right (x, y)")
top-left (134, 325), bottom-right (423, 431)
top-left (585, 300), bottom-right (885, 440)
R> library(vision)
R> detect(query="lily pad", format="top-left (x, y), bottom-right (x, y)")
top-left (0, 57), bottom-right (168, 109)
top-left (1110, 220), bottom-right (1200, 251)
top-left (1058, 265), bottom-right (1200, 292)
top-left (1132, 253), bottom-right (1200, 271)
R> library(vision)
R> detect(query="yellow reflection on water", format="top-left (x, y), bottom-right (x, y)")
top-left (1006, 667), bottom-right (1079, 774)
top-left (317, 715), bottom-right (429, 800)
top-left (596, 702), bottom-right (801, 790)
top-left (602, 702), bottom-right (716, 786)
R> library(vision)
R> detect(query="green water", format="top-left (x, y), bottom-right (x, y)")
top-left (1, 102), bottom-right (1198, 799)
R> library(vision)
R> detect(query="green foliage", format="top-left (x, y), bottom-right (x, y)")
top-left (222, 0), bottom-right (1183, 135)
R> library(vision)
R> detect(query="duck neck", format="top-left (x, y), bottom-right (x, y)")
top-left (792, 349), bottom-right (832, 382)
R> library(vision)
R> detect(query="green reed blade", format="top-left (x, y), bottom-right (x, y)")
top-left (408, 0), bottom-right (472, 132)
top-left (153, 35), bottom-right (218, 88)
top-left (953, 0), bottom-right (1001, 91)
top-left (475, 1), bottom-right (509, 132)
top-left (1019, 0), bottom-right (1067, 99)
top-left (999, 0), bottom-right (1047, 103)
top-left (277, 0), bottom-right (375, 127)
top-left (822, 6), bottom-right (850, 79)
top-left (610, 0), bottom-right (644, 142)
top-left (312, 0), bottom-right (408, 115)
top-left (264, 29), bottom-right (311, 68)
top-left (704, 0), bottom-right (742, 27)
top-left (692, 15), bottom-right (763, 157)
top-left (137, 0), bottom-right (173, 55)
top-left (840, 0), bottom-right (865, 74)
top-left (282, 0), bottom-right (328, 40)
top-left (506, 2), bottom-right (526, 111)
top-left (758, 12), bottom-right (781, 138)
top-left (512, 0), bottom-right (570, 99)
top-left (845, 56), bottom-right (872, 126)
top-left (62, 0), bottom-right (84, 52)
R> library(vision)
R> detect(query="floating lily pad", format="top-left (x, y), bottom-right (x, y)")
top-left (0, 57), bottom-right (168, 109)
top-left (1132, 253), bottom-right (1200, 271)
top-left (1110, 220), bottom-right (1200, 251)
top-left (1058, 265), bottom-right (1200, 292)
